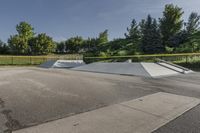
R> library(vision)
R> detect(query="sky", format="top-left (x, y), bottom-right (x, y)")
top-left (0, 0), bottom-right (200, 42)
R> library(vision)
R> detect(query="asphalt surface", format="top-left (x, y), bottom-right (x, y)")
top-left (0, 67), bottom-right (200, 132)
top-left (0, 67), bottom-right (156, 132)
top-left (153, 104), bottom-right (200, 133)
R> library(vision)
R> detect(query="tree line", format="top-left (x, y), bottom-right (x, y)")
top-left (0, 4), bottom-right (200, 56)
top-left (0, 22), bottom-right (55, 55)
top-left (57, 4), bottom-right (200, 56)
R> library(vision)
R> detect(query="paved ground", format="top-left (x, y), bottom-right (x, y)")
top-left (13, 92), bottom-right (200, 133)
top-left (154, 104), bottom-right (200, 133)
top-left (0, 67), bottom-right (200, 132)
top-left (0, 67), bottom-right (157, 132)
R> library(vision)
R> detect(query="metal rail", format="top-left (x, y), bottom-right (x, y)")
top-left (155, 59), bottom-right (191, 74)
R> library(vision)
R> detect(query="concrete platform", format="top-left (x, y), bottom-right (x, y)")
top-left (73, 62), bottom-right (190, 78)
top-left (72, 63), bottom-right (151, 77)
top-left (13, 92), bottom-right (200, 133)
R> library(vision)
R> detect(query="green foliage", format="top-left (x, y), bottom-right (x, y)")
top-left (3, 4), bottom-right (200, 57)
top-left (186, 12), bottom-right (200, 34)
top-left (0, 40), bottom-right (9, 54)
top-left (65, 36), bottom-right (84, 53)
top-left (168, 31), bottom-right (189, 49)
top-left (99, 38), bottom-right (136, 56)
top-left (8, 22), bottom-right (55, 55)
top-left (16, 22), bottom-right (35, 39)
top-left (83, 38), bottom-right (99, 52)
top-left (140, 15), bottom-right (165, 54)
top-left (98, 30), bottom-right (108, 45)
top-left (125, 19), bottom-right (140, 41)
top-left (56, 30), bottom-right (109, 56)
top-left (29, 33), bottom-right (55, 55)
top-left (124, 19), bottom-right (141, 53)
top-left (56, 42), bottom-right (65, 53)
top-left (160, 4), bottom-right (184, 47)
top-left (179, 31), bottom-right (200, 52)
top-left (8, 35), bottom-right (29, 54)
top-left (8, 22), bottom-right (35, 54)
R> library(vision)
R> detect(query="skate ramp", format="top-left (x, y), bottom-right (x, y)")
top-left (73, 62), bottom-right (192, 78)
top-left (40, 60), bottom-right (85, 68)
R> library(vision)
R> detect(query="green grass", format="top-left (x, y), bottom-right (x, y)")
top-left (0, 54), bottom-right (83, 65)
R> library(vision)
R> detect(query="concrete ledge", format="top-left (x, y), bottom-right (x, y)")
top-left (13, 92), bottom-right (200, 133)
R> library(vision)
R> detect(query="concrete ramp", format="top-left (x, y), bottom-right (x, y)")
top-left (73, 62), bottom-right (192, 78)
top-left (73, 63), bottom-right (151, 77)
top-left (40, 60), bottom-right (85, 68)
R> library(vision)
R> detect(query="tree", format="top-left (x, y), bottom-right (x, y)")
top-left (160, 4), bottom-right (184, 47)
top-left (8, 22), bottom-right (35, 54)
top-left (176, 31), bottom-right (200, 53)
top-left (168, 31), bottom-right (188, 50)
top-left (84, 37), bottom-right (99, 53)
top-left (125, 19), bottom-right (140, 41)
top-left (8, 35), bottom-right (29, 54)
top-left (56, 41), bottom-right (65, 53)
top-left (16, 22), bottom-right (35, 39)
top-left (65, 36), bottom-right (84, 53)
top-left (124, 19), bottom-right (141, 54)
top-left (98, 30), bottom-right (108, 45)
top-left (140, 15), bottom-right (165, 54)
top-left (186, 12), bottom-right (200, 34)
top-left (0, 40), bottom-right (9, 54)
top-left (106, 38), bottom-right (135, 56)
top-left (29, 33), bottom-right (55, 55)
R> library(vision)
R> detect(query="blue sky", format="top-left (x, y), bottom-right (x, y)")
top-left (0, 0), bottom-right (200, 42)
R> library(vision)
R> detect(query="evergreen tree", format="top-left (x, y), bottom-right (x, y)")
top-left (125, 19), bottom-right (140, 41)
top-left (186, 12), bottom-right (200, 34)
top-left (160, 4), bottom-right (184, 47)
top-left (140, 15), bottom-right (165, 54)
top-left (98, 30), bottom-right (108, 45)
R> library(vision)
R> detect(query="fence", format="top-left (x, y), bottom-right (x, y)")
top-left (0, 54), bottom-right (83, 65)
top-left (84, 53), bottom-right (200, 63)
top-left (1, 53), bottom-right (200, 70)
top-left (83, 53), bottom-right (200, 70)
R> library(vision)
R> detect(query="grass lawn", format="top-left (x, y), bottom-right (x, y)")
top-left (0, 54), bottom-right (83, 65)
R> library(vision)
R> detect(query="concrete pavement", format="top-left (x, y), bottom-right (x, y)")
top-left (13, 92), bottom-right (200, 133)
top-left (0, 68), bottom-right (200, 132)
top-left (154, 104), bottom-right (200, 133)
